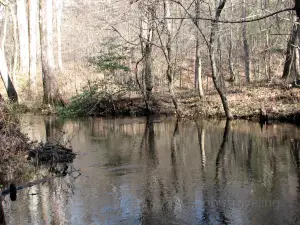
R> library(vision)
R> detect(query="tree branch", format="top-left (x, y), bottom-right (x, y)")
top-left (170, 1), bottom-right (294, 24)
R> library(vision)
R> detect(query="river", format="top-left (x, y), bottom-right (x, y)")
top-left (3, 115), bottom-right (300, 225)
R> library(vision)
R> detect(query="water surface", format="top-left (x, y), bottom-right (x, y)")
top-left (3, 116), bottom-right (300, 225)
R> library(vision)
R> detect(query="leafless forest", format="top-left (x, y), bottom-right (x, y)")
top-left (0, 0), bottom-right (299, 118)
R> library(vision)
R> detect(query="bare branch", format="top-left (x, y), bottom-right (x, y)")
top-left (171, 1), bottom-right (294, 24)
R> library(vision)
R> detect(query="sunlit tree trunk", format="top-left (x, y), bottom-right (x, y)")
top-left (56, 0), bottom-right (63, 70)
top-left (195, 0), bottom-right (204, 98)
top-left (209, 0), bottom-right (232, 119)
top-left (40, 0), bottom-right (59, 104)
top-left (242, 0), bottom-right (250, 82)
top-left (29, 0), bottom-right (38, 94)
top-left (16, 0), bottom-right (29, 75)
top-left (164, 0), bottom-right (179, 115)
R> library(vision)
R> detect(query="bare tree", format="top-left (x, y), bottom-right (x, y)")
top-left (163, 0), bottom-right (179, 115)
top-left (194, 0), bottom-right (204, 98)
top-left (209, 0), bottom-right (232, 119)
top-left (227, 0), bottom-right (235, 83)
top-left (16, 0), bottom-right (29, 74)
top-left (140, 3), bottom-right (155, 109)
top-left (40, 0), bottom-right (59, 104)
top-left (0, 5), bottom-right (18, 102)
top-left (282, 19), bottom-right (299, 79)
top-left (242, 0), bottom-right (250, 83)
top-left (29, 0), bottom-right (38, 94)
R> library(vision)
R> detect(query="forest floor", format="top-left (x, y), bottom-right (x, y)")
top-left (15, 80), bottom-right (300, 125)
top-left (92, 81), bottom-right (300, 124)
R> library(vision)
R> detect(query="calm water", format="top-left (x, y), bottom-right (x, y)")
top-left (3, 115), bottom-right (300, 225)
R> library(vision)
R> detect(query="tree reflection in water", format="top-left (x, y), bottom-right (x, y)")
top-left (5, 116), bottom-right (300, 224)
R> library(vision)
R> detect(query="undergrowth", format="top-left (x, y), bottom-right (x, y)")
top-left (56, 80), bottom-right (127, 117)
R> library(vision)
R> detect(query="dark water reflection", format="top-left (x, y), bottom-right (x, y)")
top-left (3, 115), bottom-right (300, 224)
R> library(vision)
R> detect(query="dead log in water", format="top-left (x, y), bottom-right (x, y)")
top-left (28, 141), bottom-right (76, 163)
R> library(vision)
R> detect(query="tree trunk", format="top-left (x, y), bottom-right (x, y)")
top-left (294, 34), bottom-right (300, 79)
top-left (242, 0), bottom-right (250, 83)
top-left (8, 5), bottom-right (18, 86)
top-left (282, 20), bottom-right (299, 79)
top-left (0, 48), bottom-right (18, 102)
top-left (164, 0), bottom-right (179, 115)
top-left (141, 8), bottom-right (154, 105)
top-left (56, 0), bottom-right (63, 70)
top-left (16, 0), bottom-right (30, 75)
top-left (40, 0), bottom-right (59, 104)
top-left (0, 7), bottom-right (18, 102)
top-left (29, 0), bottom-right (38, 94)
top-left (228, 0), bottom-right (235, 83)
top-left (139, 14), bottom-right (153, 112)
top-left (209, 0), bottom-right (232, 120)
top-left (195, 0), bottom-right (204, 98)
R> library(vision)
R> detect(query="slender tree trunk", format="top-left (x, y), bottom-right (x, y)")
top-left (29, 0), bottom-right (38, 94)
top-left (265, 29), bottom-right (271, 80)
top-left (294, 34), bottom-right (300, 79)
top-left (8, 5), bottom-right (18, 85)
top-left (209, 0), bottom-right (232, 120)
top-left (0, 48), bottom-right (18, 102)
top-left (242, 0), bottom-right (250, 83)
top-left (0, 7), bottom-right (18, 102)
top-left (40, 0), bottom-right (59, 104)
top-left (228, 0), bottom-right (235, 83)
top-left (164, 0), bottom-right (179, 115)
top-left (282, 20), bottom-right (299, 79)
top-left (195, 0), bottom-right (204, 98)
top-left (56, 0), bottom-right (63, 70)
top-left (16, 0), bottom-right (29, 75)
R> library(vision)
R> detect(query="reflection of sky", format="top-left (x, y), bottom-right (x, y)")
top-left (3, 116), bottom-right (300, 224)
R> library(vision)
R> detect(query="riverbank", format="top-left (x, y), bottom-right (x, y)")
top-left (10, 81), bottom-right (300, 125)
top-left (0, 101), bottom-right (34, 185)
top-left (46, 81), bottom-right (299, 125)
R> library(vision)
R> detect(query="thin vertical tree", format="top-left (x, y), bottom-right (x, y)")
top-left (16, 0), bottom-right (29, 75)
top-left (163, 0), bottom-right (179, 115)
top-left (29, 0), bottom-right (38, 94)
top-left (194, 0), bottom-right (204, 98)
top-left (242, 0), bottom-right (250, 82)
top-left (0, 6), bottom-right (18, 102)
top-left (209, 0), bottom-right (232, 119)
